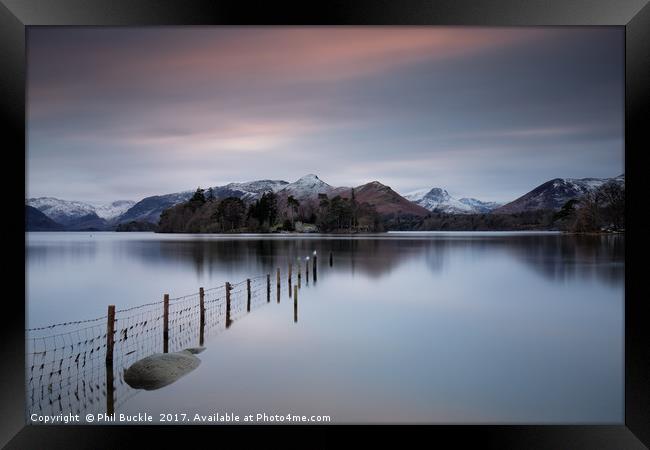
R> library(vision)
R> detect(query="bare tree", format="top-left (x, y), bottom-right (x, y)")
top-left (598, 181), bottom-right (625, 230)
top-left (572, 190), bottom-right (601, 232)
top-left (287, 195), bottom-right (300, 227)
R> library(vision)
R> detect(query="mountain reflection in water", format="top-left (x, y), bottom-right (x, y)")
top-left (26, 232), bottom-right (624, 423)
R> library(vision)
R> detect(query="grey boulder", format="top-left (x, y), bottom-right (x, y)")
top-left (124, 347), bottom-right (206, 391)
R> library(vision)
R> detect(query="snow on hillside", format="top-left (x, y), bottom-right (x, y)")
top-left (278, 174), bottom-right (335, 199)
top-left (28, 197), bottom-right (135, 223)
top-left (495, 174), bottom-right (624, 214)
top-left (458, 198), bottom-right (503, 213)
top-left (91, 200), bottom-right (136, 220)
top-left (222, 180), bottom-right (288, 194)
top-left (402, 189), bottom-right (430, 203)
top-left (403, 188), bottom-right (502, 214)
top-left (215, 180), bottom-right (289, 202)
top-left (27, 197), bottom-right (97, 222)
top-left (562, 175), bottom-right (624, 193)
top-left (115, 191), bottom-right (194, 224)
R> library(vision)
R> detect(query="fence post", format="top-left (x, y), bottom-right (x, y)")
top-left (276, 268), bottom-right (281, 303)
top-left (106, 305), bottom-right (115, 364)
top-left (225, 282), bottom-right (232, 328)
top-left (294, 285), bottom-right (298, 323)
top-left (267, 274), bottom-right (271, 302)
top-left (298, 261), bottom-right (301, 288)
top-left (199, 287), bottom-right (205, 347)
top-left (106, 363), bottom-right (114, 416)
top-left (163, 294), bottom-right (169, 353)
top-left (246, 278), bottom-right (251, 312)
top-left (288, 262), bottom-right (293, 298)
top-left (105, 304), bottom-right (115, 415)
top-left (313, 255), bottom-right (317, 282)
top-left (306, 258), bottom-right (309, 283)
top-left (329, 251), bottom-right (333, 267)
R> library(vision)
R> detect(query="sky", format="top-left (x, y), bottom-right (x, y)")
top-left (27, 27), bottom-right (624, 204)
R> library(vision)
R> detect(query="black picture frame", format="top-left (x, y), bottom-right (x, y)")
top-left (2, 0), bottom-right (648, 448)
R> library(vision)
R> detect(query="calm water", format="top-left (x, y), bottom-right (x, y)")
top-left (26, 231), bottom-right (624, 424)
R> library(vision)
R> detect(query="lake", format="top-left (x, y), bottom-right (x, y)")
top-left (25, 231), bottom-right (624, 424)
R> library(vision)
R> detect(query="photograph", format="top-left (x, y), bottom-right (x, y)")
top-left (23, 25), bottom-right (628, 427)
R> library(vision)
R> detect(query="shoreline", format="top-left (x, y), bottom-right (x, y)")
top-left (25, 229), bottom-right (625, 236)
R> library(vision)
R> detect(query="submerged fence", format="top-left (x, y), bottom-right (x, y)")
top-left (26, 252), bottom-right (326, 419)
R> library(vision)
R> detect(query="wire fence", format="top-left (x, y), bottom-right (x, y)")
top-left (26, 273), bottom-right (281, 419)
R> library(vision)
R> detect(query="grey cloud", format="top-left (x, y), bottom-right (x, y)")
top-left (27, 27), bottom-right (623, 203)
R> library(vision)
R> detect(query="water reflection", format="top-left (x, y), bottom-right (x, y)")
top-left (501, 234), bottom-right (624, 285)
top-left (27, 238), bottom-right (98, 266)
top-left (26, 232), bottom-right (624, 423)
top-left (100, 233), bottom-right (624, 286)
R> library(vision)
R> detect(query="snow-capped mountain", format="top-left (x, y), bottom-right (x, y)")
top-left (401, 188), bottom-right (429, 202)
top-left (277, 174), bottom-right (337, 200)
top-left (458, 198), bottom-right (503, 213)
top-left (404, 188), bottom-right (473, 213)
top-left (27, 197), bottom-right (97, 223)
top-left (92, 200), bottom-right (136, 220)
top-left (494, 174), bottom-right (625, 214)
top-left (403, 188), bottom-right (501, 214)
top-left (116, 190), bottom-right (195, 224)
top-left (27, 197), bottom-right (136, 228)
top-left (223, 180), bottom-right (288, 195)
top-left (213, 180), bottom-right (289, 202)
top-left (30, 173), bottom-right (624, 231)
top-left (117, 180), bottom-right (290, 224)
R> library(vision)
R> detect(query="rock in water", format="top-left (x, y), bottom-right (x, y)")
top-left (124, 348), bottom-right (205, 390)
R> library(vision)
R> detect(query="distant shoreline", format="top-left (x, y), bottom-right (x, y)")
top-left (25, 229), bottom-right (625, 236)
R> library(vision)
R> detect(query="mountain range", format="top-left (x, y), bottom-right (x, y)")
top-left (26, 173), bottom-right (624, 231)
top-left (404, 188), bottom-right (502, 214)
top-left (493, 174), bottom-right (625, 214)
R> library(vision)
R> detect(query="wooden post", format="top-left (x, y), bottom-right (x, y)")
top-left (105, 304), bottom-right (115, 415)
top-left (306, 258), bottom-right (309, 283)
top-left (313, 255), bottom-right (317, 282)
top-left (276, 268), bottom-right (281, 303)
top-left (163, 294), bottom-right (169, 353)
top-left (288, 262), bottom-right (293, 298)
top-left (329, 251), bottom-right (333, 267)
top-left (267, 274), bottom-right (270, 302)
top-left (298, 261), bottom-right (301, 288)
top-left (199, 287), bottom-right (205, 346)
top-left (106, 360), bottom-right (114, 416)
top-left (105, 305), bottom-right (115, 364)
top-left (293, 285), bottom-right (298, 323)
top-left (225, 282), bottom-right (232, 328)
top-left (246, 278), bottom-right (251, 312)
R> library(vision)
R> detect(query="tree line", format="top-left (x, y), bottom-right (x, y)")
top-left (555, 180), bottom-right (624, 232)
top-left (417, 180), bottom-right (624, 232)
top-left (157, 188), bottom-right (384, 233)
top-left (157, 181), bottom-right (624, 233)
